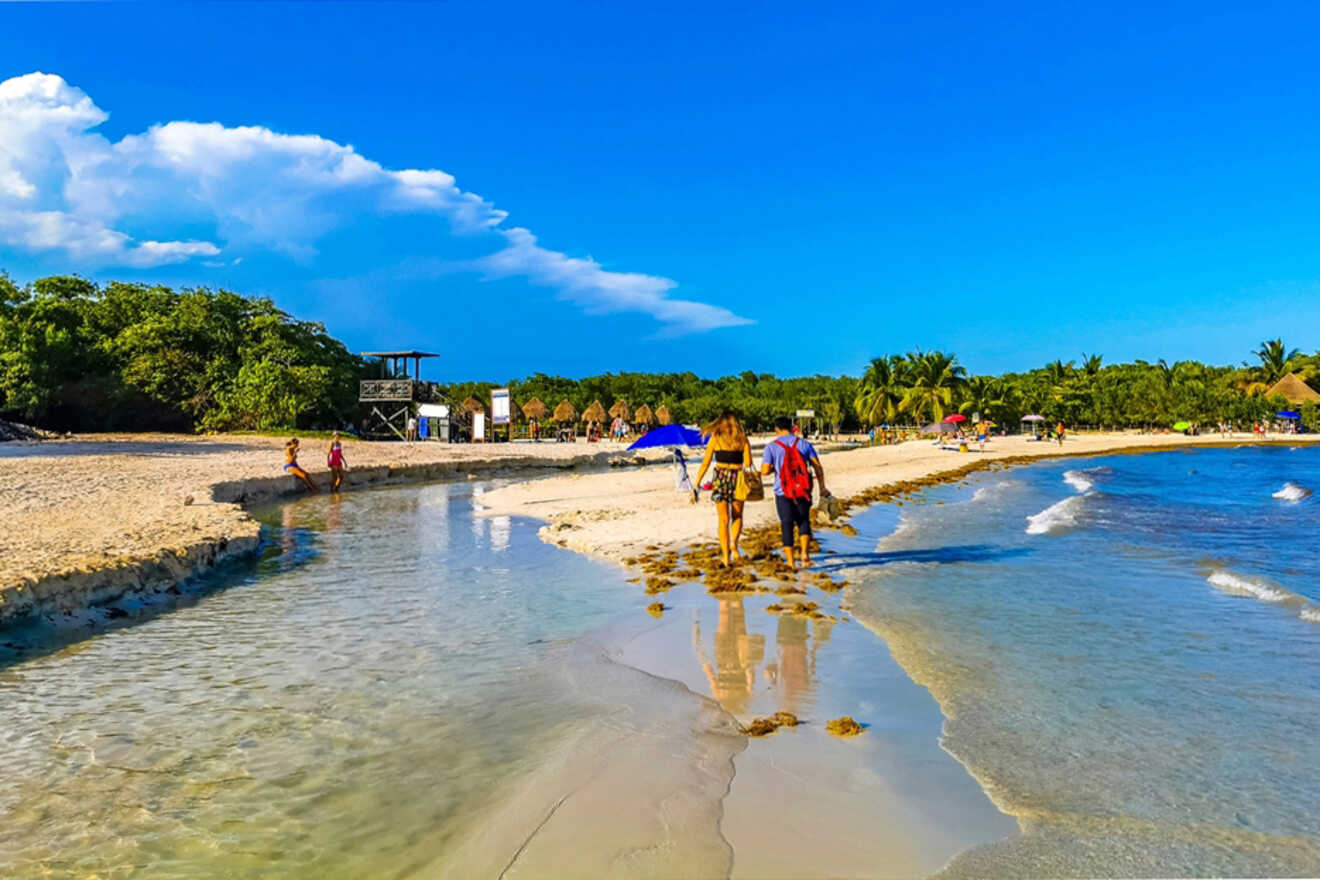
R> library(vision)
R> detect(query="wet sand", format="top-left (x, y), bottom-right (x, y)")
top-left (477, 431), bottom-right (1320, 564)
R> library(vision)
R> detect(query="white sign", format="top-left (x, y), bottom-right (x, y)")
top-left (473, 412), bottom-right (486, 441)
top-left (796, 409), bottom-right (815, 418)
top-left (418, 403), bottom-right (449, 418)
top-left (491, 388), bottom-right (511, 425)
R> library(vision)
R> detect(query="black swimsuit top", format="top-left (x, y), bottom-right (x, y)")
top-left (713, 449), bottom-right (744, 465)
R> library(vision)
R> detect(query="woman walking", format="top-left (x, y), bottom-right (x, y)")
top-left (695, 412), bottom-right (753, 567)
top-left (326, 432), bottom-right (348, 492)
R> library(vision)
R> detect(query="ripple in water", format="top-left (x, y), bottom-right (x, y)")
top-left (1272, 481), bottom-right (1311, 502)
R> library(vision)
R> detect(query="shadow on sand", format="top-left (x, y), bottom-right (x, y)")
top-left (815, 544), bottom-right (1032, 571)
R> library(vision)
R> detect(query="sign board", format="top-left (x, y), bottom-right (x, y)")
top-left (796, 409), bottom-right (815, 419)
top-left (473, 412), bottom-right (486, 441)
top-left (491, 388), bottom-right (511, 425)
top-left (418, 403), bottom-right (449, 418)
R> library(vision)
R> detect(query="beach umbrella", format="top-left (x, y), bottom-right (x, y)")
top-left (1277, 411), bottom-right (1301, 419)
top-left (521, 397), bottom-right (549, 421)
top-left (634, 404), bottom-right (655, 426)
top-left (655, 405), bottom-right (673, 425)
top-left (1172, 420), bottom-right (1191, 431)
top-left (553, 399), bottom-right (577, 422)
top-left (1020, 414), bottom-right (1045, 422)
top-left (942, 413), bottom-right (967, 423)
top-left (627, 424), bottom-right (705, 450)
top-left (608, 400), bottom-right (632, 422)
top-left (923, 422), bottom-right (958, 434)
top-left (581, 400), bottom-right (607, 423)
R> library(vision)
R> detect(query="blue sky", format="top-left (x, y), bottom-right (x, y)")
top-left (2, 1), bottom-right (1319, 381)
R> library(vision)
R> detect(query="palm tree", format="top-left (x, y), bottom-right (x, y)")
top-left (958, 375), bottom-right (1008, 417)
top-left (1252, 338), bottom-right (1300, 386)
top-left (854, 356), bottom-right (907, 425)
top-left (1081, 353), bottom-right (1103, 376)
top-left (899, 350), bottom-right (967, 423)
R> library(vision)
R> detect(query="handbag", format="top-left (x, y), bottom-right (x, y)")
top-left (735, 467), bottom-right (765, 501)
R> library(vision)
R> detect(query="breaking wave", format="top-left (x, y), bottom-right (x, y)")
top-left (1206, 570), bottom-right (1295, 603)
top-left (1062, 466), bottom-right (1113, 494)
top-left (1025, 495), bottom-right (1085, 535)
top-left (1272, 482), bottom-right (1311, 502)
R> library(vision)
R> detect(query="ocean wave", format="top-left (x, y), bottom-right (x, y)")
top-left (1025, 495), bottom-right (1085, 535)
top-left (971, 479), bottom-right (1021, 503)
top-left (1272, 482), bottom-right (1311, 502)
top-left (1301, 606), bottom-right (1320, 624)
top-left (1206, 570), bottom-right (1294, 603)
top-left (1062, 466), bottom-right (1113, 494)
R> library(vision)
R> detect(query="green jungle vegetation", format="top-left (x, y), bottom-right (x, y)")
top-left (3, 273), bottom-right (1317, 433)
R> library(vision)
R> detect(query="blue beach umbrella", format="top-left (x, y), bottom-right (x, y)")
top-left (627, 423), bottom-right (705, 449)
top-left (1277, 411), bottom-right (1301, 420)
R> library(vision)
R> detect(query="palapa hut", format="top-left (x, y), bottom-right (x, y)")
top-left (582, 400), bottom-right (608, 441)
top-left (521, 397), bottom-right (549, 440)
top-left (608, 400), bottom-right (632, 422)
top-left (1265, 373), bottom-right (1320, 405)
top-left (633, 404), bottom-right (654, 434)
top-left (553, 399), bottom-right (577, 423)
top-left (553, 399), bottom-right (578, 442)
top-left (655, 404), bottom-right (673, 426)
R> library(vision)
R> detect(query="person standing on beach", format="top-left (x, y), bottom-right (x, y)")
top-left (762, 416), bottom-right (828, 570)
top-left (283, 438), bottom-right (318, 493)
top-left (1056, 421), bottom-right (1066, 446)
top-left (326, 432), bottom-right (348, 492)
top-left (694, 412), bottom-right (753, 567)
top-left (406, 414), bottom-right (419, 442)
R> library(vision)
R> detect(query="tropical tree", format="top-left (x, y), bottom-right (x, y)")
top-left (899, 350), bottom-right (966, 423)
top-left (1252, 338), bottom-right (1300, 386)
top-left (853, 356), bottom-right (907, 425)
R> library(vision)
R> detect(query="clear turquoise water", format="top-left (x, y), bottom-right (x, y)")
top-left (840, 445), bottom-right (1320, 877)
top-left (0, 482), bottom-right (736, 878)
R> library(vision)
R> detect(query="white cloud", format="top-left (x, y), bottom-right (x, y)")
top-left (0, 71), bottom-right (751, 335)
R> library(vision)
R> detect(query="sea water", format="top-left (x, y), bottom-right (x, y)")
top-left (842, 445), bottom-right (1320, 877)
top-left (0, 482), bottom-right (738, 878)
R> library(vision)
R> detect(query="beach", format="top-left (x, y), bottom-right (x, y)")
top-left (476, 431), bottom-right (1319, 564)
top-left (5, 431), bottom-right (1320, 878)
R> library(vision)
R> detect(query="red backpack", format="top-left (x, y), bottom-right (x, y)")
top-left (775, 437), bottom-right (812, 500)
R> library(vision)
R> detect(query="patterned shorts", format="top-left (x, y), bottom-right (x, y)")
top-left (711, 467), bottom-right (740, 503)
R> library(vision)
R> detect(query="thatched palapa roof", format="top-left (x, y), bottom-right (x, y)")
top-left (655, 405), bottom-right (672, 425)
top-left (521, 397), bottom-right (550, 421)
top-left (461, 396), bottom-right (485, 414)
top-left (608, 400), bottom-right (631, 421)
top-left (553, 399), bottom-right (577, 422)
top-left (581, 400), bottom-right (607, 423)
top-left (634, 404), bottom-right (654, 425)
top-left (1265, 373), bottom-right (1320, 405)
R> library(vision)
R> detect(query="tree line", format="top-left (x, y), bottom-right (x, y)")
top-left (2, 273), bottom-right (1315, 433)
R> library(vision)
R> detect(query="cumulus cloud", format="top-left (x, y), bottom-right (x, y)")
top-left (0, 71), bottom-right (750, 334)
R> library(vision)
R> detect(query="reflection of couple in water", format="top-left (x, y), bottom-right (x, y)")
top-left (693, 598), bottom-right (832, 716)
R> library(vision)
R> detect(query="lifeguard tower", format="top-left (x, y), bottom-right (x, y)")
top-left (358, 350), bottom-right (451, 440)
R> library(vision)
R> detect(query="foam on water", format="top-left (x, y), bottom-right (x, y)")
top-left (1207, 569), bottom-right (1297, 603)
top-left (1301, 606), bottom-right (1320, 624)
top-left (1272, 481), bottom-right (1311, 502)
top-left (1061, 466), bottom-right (1112, 494)
top-left (1025, 494), bottom-right (1085, 535)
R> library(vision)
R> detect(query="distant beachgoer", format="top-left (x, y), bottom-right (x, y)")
top-left (407, 415), bottom-right (419, 442)
top-left (976, 420), bottom-right (989, 451)
top-left (327, 432), bottom-right (348, 492)
top-left (284, 438), bottom-right (318, 493)
top-left (761, 416), bottom-right (828, 570)
top-left (695, 411), bottom-right (753, 567)
top-left (1056, 422), bottom-right (1066, 446)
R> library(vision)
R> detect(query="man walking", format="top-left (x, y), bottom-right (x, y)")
top-left (761, 417), bottom-right (828, 569)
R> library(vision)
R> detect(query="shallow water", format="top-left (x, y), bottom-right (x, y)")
top-left (0, 482), bottom-right (738, 878)
top-left (844, 446), bottom-right (1320, 877)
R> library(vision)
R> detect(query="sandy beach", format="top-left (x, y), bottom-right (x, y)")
top-left (0, 434), bottom-right (632, 623)
top-left (478, 431), bottom-right (1320, 564)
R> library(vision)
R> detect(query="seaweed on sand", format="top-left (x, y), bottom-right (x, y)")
top-left (826, 716), bottom-right (864, 737)
top-left (742, 711), bottom-right (801, 737)
top-left (646, 602), bottom-right (666, 617)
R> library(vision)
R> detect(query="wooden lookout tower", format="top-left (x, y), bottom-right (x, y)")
top-left (358, 350), bottom-right (446, 440)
